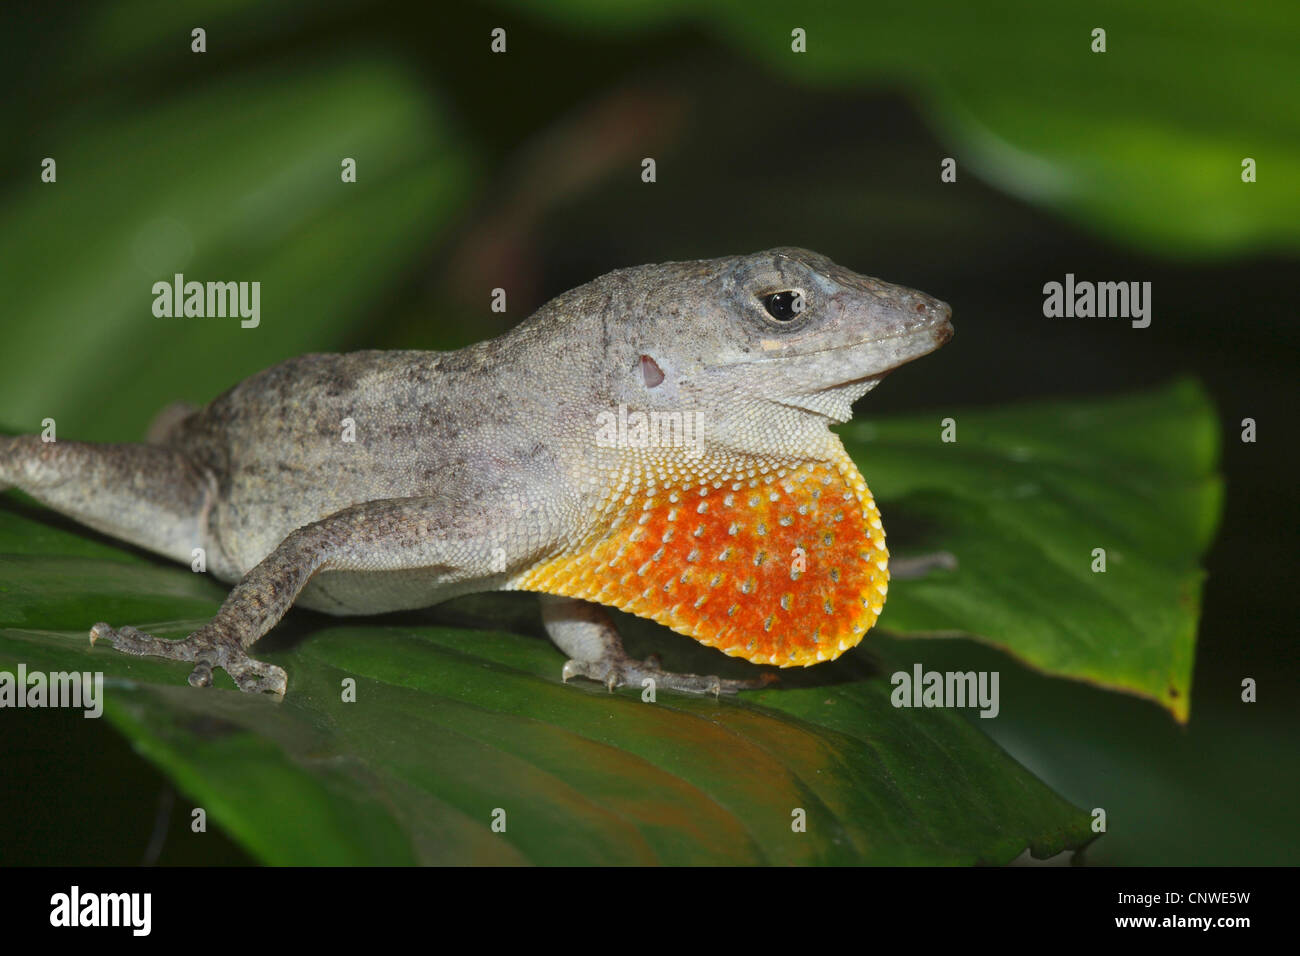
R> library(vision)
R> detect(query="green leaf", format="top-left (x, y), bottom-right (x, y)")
top-left (0, 56), bottom-right (473, 441)
top-left (0, 506), bottom-right (1089, 865)
top-left (841, 379), bottom-right (1223, 722)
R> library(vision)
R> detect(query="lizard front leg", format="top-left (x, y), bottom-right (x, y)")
top-left (540, 594), bottom-right (776, 696)
top-left (91, 496), bottom-right (472, 696)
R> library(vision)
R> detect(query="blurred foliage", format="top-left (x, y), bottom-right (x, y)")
top-left (0, 55), bottom-right (471, 441)
top-left (501, 0), bottom-right (1299, 257)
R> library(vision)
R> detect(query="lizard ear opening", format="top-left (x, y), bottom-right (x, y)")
top-left (640, 354), bottom-right (665, 388)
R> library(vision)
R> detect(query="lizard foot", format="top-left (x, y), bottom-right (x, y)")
top-left (562, 652), bottom-right (777, 697)
top-left (89, 622), bottom-right (287, 697)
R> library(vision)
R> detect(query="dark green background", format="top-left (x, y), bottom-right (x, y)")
top-left (1, 1), bottom-right (1295, 864)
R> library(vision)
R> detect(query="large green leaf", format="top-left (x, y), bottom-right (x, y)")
top-left (0, 379), bottom-right (1218, 862)
top-left (500, 0), bottom-right (1299, 257)
top-left (0, 55), bottom-right (472, 442)
top-left (0, 502), bottom-right (1089, 865)
top-left (845, 379), bottom-right (1222, 722)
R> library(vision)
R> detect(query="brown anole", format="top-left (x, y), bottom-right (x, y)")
top-left (1, 248), bottom-right (952, 697)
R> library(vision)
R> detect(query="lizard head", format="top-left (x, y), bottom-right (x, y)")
top-left (590, 247), bottom-right (952, 459)
top-left (713, 246), bottom-right (951, 415)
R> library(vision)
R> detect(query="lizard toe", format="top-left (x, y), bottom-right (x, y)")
top-left (227, 658), bottom-right (288, 697)
top-left (561, 657), bottom-right (628, 691)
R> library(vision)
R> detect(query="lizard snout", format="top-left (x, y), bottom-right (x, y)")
top-left (931, 300), bottom-right (954, 346)
top-left (911, 294), bottom-right (953, 346)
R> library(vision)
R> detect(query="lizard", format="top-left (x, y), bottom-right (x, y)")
top-left (0, 247), bottom-right (952, 698)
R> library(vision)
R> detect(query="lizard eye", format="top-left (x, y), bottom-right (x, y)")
top-left (761, 290), bottom-right (805, 322)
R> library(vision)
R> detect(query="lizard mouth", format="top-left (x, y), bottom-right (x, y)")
top-left (829, 313), bottom-right (954, 367)
top-left (769, 319), bottom-right (953, 422)
top-left (754, 317), bottom-right (953, 376)
top-left (717, 312), bottom-right (953, 372)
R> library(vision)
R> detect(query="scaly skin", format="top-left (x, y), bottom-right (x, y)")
top-left (0, 248), bottom-right (952, 697)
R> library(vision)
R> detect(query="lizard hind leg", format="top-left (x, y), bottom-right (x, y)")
top-left (540, 594), bottom-right (777, 696)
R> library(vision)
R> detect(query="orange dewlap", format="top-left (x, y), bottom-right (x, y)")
top-left (514, 440), bottom-right (889, 667)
